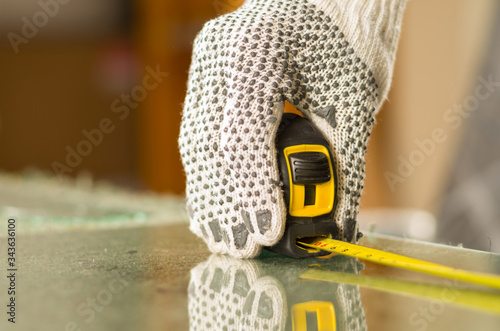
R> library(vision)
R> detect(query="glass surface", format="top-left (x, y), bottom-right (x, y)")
top-left (2, 223), bottom-right (499, 331)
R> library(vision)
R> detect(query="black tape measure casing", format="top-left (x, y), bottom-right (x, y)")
top-left (267, 114), bottom-right (339, 258)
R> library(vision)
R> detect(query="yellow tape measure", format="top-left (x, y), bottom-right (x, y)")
top-left (297, 237), bottom-right (500, 291)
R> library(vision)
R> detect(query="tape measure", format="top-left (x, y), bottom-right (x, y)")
top-left (267, 113), bottom-right (338, 258)
top-left (267, 112), bottom-right (500, 291)
top-left (297, 236), bottom-right (500, 291)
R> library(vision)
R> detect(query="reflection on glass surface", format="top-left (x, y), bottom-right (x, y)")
top-left (188, 253), bottom-right (367, 331)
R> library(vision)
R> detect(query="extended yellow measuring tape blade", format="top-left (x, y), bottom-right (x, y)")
top-left (297, 237), bottom-right (500, 291)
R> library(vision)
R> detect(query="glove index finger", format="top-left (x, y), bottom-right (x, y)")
top-left (220, 85), bottom-right (287, 249)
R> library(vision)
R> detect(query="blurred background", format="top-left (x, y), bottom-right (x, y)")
top-left (1, 0), bottom-right (499, 252)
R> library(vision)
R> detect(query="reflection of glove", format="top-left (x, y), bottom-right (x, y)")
top-left (179, 0), bottom-right (407, 257)
top-left (335, 282), bottom-right (367, 331)
top-left (188, 255), bottom-right (287, 331)
top-left (188, 254), bottom-right (367, 331)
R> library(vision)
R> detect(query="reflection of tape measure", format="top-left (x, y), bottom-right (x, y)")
top-left (300, 269), bottom-right (500, 316)
top-left (292, 301), bottom-right (336, 331)
top-left (297, 237), bottom-right (500, 291)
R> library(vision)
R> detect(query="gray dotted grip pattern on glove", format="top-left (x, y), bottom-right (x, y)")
top-left (179, 0), bottom-right (405, 257)
top-left (188, 255), bottom-right (287, 330)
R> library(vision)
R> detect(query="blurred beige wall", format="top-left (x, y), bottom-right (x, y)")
top-left (0, 1), bottom-right (134, 183)
top-left (0, 0), bottom-right (121, 37)
top-left (362, 0), bottom-right (499, 214)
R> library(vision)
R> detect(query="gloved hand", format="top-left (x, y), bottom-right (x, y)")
top-left (179, 0), bottom-right (407, 257)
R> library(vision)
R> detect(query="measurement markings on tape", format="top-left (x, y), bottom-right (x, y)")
top-left (297, 237), bottom-right (500, 291)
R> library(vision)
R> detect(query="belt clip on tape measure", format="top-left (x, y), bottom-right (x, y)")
top-left (267, 113), bottom-right (339, 258)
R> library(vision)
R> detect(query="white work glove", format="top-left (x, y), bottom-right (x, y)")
top-left (179, 0), bottom-right (407, 257)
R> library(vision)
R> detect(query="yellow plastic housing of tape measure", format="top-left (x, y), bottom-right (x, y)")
top-left (283, 144), bottom-right (335, 217)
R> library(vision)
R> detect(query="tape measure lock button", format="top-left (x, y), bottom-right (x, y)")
top-left (289, 152), bottom-right (331, 184)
